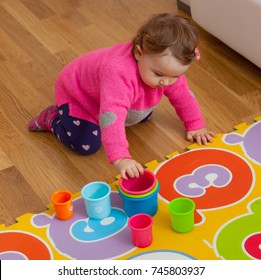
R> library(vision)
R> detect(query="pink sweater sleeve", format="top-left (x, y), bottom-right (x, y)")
top-left (98, 65), bottom-right (134, 163)
top-left (164, 75), bottom-right (206, 131)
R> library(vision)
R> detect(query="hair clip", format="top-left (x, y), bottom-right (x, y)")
top-left (195, 47), bottom-right (200, 61)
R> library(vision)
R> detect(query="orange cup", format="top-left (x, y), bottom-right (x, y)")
top-left (51, 190), bottom-right (74, 220)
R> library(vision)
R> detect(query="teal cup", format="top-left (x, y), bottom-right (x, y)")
top-left (168, 198), bottom-right (195, 233)
top-left (119, 184), bottom-right (159, 217)
top-left (81, 181), bottom-right (111, 219)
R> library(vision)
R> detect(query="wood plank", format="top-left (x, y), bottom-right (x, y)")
top-left (0, 148), bottom-right (13, 171)
top-left (0, 166), bottom-right (45, 226)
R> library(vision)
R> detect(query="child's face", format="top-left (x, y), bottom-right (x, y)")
top-left (134, 46), bottom-right (191, 88)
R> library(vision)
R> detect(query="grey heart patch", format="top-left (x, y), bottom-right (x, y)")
top-left (99, 112), bottom-right (117, 128)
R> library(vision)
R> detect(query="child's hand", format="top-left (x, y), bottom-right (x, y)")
top-left (113, 158), bottom-right (144, 180)
top-left (186, 128), bottom-right (216, 145)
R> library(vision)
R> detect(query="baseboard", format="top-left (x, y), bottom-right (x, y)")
top-left (177, 0), bottom-right (191, 15)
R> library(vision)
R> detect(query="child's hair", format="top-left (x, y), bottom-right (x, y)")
top-left (132, 13), bottom-right (199, 65)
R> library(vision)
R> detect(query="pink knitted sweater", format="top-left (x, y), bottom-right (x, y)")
top-left (55, 42), bottom-right (205, 163)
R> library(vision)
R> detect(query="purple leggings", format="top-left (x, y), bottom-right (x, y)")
top-left (51, 103), bottom-right (152, 155)
top-left (51, 104), bottom-right (101, 155)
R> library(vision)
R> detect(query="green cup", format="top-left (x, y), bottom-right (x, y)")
top-left (168, 198), bottom-right (195, 233)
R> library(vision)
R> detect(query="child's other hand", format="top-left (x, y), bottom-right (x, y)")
top-left (186, 128), bottom-right (216, 145)
top-left (113, 158), bottom-right (144, 180)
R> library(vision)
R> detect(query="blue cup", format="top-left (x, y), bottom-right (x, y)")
top-left (119, 184), bottom-right (159, 217)
top-left (81, 182), bottom-right (111, 219)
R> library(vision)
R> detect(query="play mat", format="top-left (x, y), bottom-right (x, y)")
top-left (1, 117), bottom-right (261, 260)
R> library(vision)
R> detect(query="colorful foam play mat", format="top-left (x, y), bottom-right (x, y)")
top-left (1, 117), bottom-right (261, 260)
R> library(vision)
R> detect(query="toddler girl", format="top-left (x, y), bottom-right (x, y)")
top-left (29, 13), bottom-right (215, 179)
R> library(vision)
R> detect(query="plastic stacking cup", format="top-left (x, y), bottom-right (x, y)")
top-left (119, 184), bottom-right (159, 217)
top-left (128, 214), bottom-right (153, 248)
top-left (51, 190), bottom-right (74, 220)
top-left (118, 180), bottom-right (159, 199)
top-left (81, 182), bottom-right (111, 219)
top-left (168, 198), bottom-right (195, 233)
top-left (119, 169), bottom-right (156, 195)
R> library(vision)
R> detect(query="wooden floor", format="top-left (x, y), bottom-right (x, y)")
top-left (0, 0), bottom-right (260, 226)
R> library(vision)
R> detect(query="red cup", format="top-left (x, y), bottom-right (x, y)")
top-left (51, 190), bottom-right (74, 220)
top-left (128, 214), bottom-right (153, 248)
top-left (119, 169), bottom-right (156, 195)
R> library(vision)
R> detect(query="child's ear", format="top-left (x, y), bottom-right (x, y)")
top-left (134, 45), bottom-right (143, 61)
